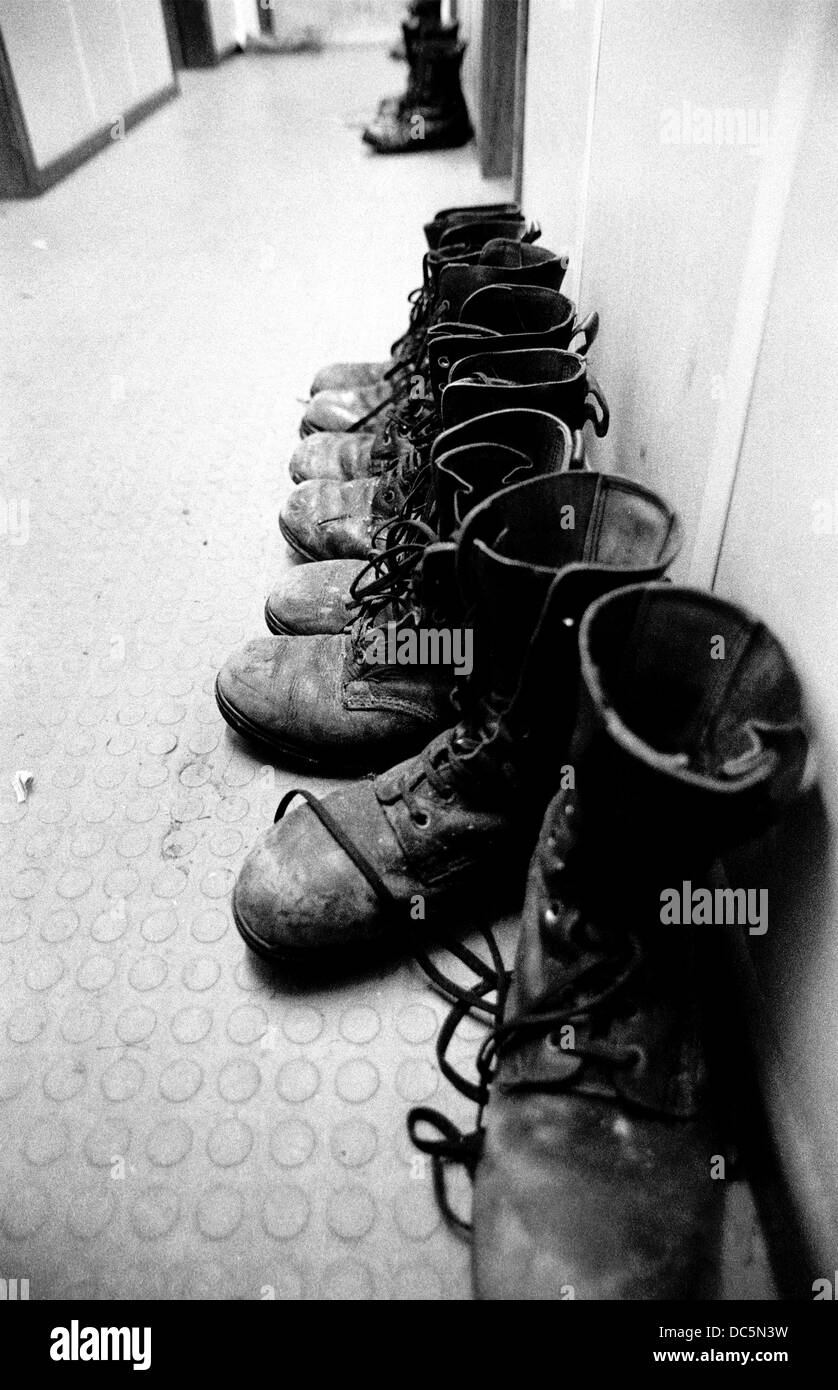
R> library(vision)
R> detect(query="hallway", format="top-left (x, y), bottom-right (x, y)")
top-left (0, 43), bottom-right (769, 1301)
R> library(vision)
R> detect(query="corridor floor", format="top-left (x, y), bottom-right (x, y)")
top-left (0, 44), bottom-right (772, 1300)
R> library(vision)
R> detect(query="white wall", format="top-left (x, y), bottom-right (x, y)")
top-left (713, 8), bottom-right (838, 1277)
top-left (521, 0), bottom-right (838, 1279)
top-left (520, 0), bottom-right (602, 286)
top-left (207, 0), bottom-right (252, 51)
top-left (0, 0), bottom-right (173, 169)
top-left (273, 0), bottom-right (406, 44)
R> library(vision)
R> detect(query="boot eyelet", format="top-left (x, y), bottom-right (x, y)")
top-left (411, 809), bottom-right (431, 828)
top-left (439, 356), bottom-right (450, 370)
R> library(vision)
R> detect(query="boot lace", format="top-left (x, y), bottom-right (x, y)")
top-left (389, 283), bottom-right (433, 368)
top-left (407, 829), bottom-right (644, 1231)
top-left (344, 517), bottom-right (440, 654)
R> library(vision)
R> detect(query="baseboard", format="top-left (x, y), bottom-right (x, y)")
top-left (7, 83), bottom-right (179, 199)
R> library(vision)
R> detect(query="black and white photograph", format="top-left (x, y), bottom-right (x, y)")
top-left (0, 0), bottom-right (835, 1353)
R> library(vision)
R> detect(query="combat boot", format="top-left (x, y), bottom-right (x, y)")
top-left (363, 32), bottom-right (473, 155)
top-left (281, 343), bottom-right (605, 560)
top-left (291, 271), bottom-right (590, 499)
top-left (449, 584), bottom-right (808, 1299)
top-left (230, 472), bottom-right (681, 964)
top-left (219, 418), bottom-right (574, 767)
top-left (267, 406), bottom-right (579, 637)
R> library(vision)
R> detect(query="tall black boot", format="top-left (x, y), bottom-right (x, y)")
top-left (229, 474), bottom-right (682, 964)
top-left (411, 583), bottom-right (809, 1299)
top-left (364, 32), bottom-right (473, 155)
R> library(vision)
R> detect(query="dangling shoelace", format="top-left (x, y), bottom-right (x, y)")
top-left (406, 919), bottom-right (643, 1231)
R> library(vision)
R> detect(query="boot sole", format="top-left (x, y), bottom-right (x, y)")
top-left (278, 513), bottom-right (322, 561)
top-left (215, 678), bottom-right (389, 778)
top-left (263, 600), bottom-right (296, 635)
top-left (214, 676), bottom-right (421, 776)
top-left (364, 126), bottom-right (474, 155)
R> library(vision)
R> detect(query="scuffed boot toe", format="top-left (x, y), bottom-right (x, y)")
top-left (215, 637), bottom-right (298, 754)
top-left (264, 558), bottom-right (365, 635)
top-left (231, 786), bottom-right (399, 964)
top-left (300, 383), bottom-right (391, 435)
top-left (215, 635), bottom-right (348, 766)
top-left (279, 478), bottom-right (378, 561)
top-left (288, 431), bottom-right (376, 483)
top-left (310, 360), bottom-right (391, 395)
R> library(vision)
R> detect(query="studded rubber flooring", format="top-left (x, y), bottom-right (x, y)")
top-left (0, 45), bottom-right (773, 1301)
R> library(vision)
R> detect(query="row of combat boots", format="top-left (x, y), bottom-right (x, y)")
top-left (363, 1), bottom-right (473, 155)
top-left (215, 202), bottom-right (811, 1299)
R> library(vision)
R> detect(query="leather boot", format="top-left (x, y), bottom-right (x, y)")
top-left (307, 212), bottom-right (531, 403)
top-left (424, 202), bottom-right (521, 250)
top-left (443, 346), bottom-right (609, 434)
top-left (292, 276), bottom-right (590, 501)
top-left (267, 406), bottom-right (579, 636)
top-left (453, 584), bottom-right (809, 1300)
top-left (299, 227), bottom-right (546, 440)
top-left (295, 236), bottom-right (567, 458)
top-left (230, 472), bottom-right (681, 963)
top-left (281, 344), bottom-right (606, 560)
top-left (363, 32), bottom-right (473, 155)
top-left (219, 419), bottom-right (574, 768)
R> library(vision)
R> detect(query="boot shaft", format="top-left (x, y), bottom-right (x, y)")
top-left (414, 413), bottom-right (574, 622)
top-left (436, 218), bottom-right (537, 253)
top-left (506, 584), bottom-right (810, 1120)
top-left (382, 248), bottom-right (573, 446)
top-left (407, 33), bottom-right (467, 112)
top-left (436, 241), bottom-right (569, 319)
top-left (455, 473), bottom-right (682, 767)
top-left (424, 202), bottom-right (521, 249)
top-left (430, 407), bottom-right (573, 532)
top-left (442, 346), bottom-right (609, 436)
top-left (573, 583), bottom-right (810, 858)
top-left (392, 229), bottom-right (535, 366)
top-left (427, 285), bottom-right (598, 400)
